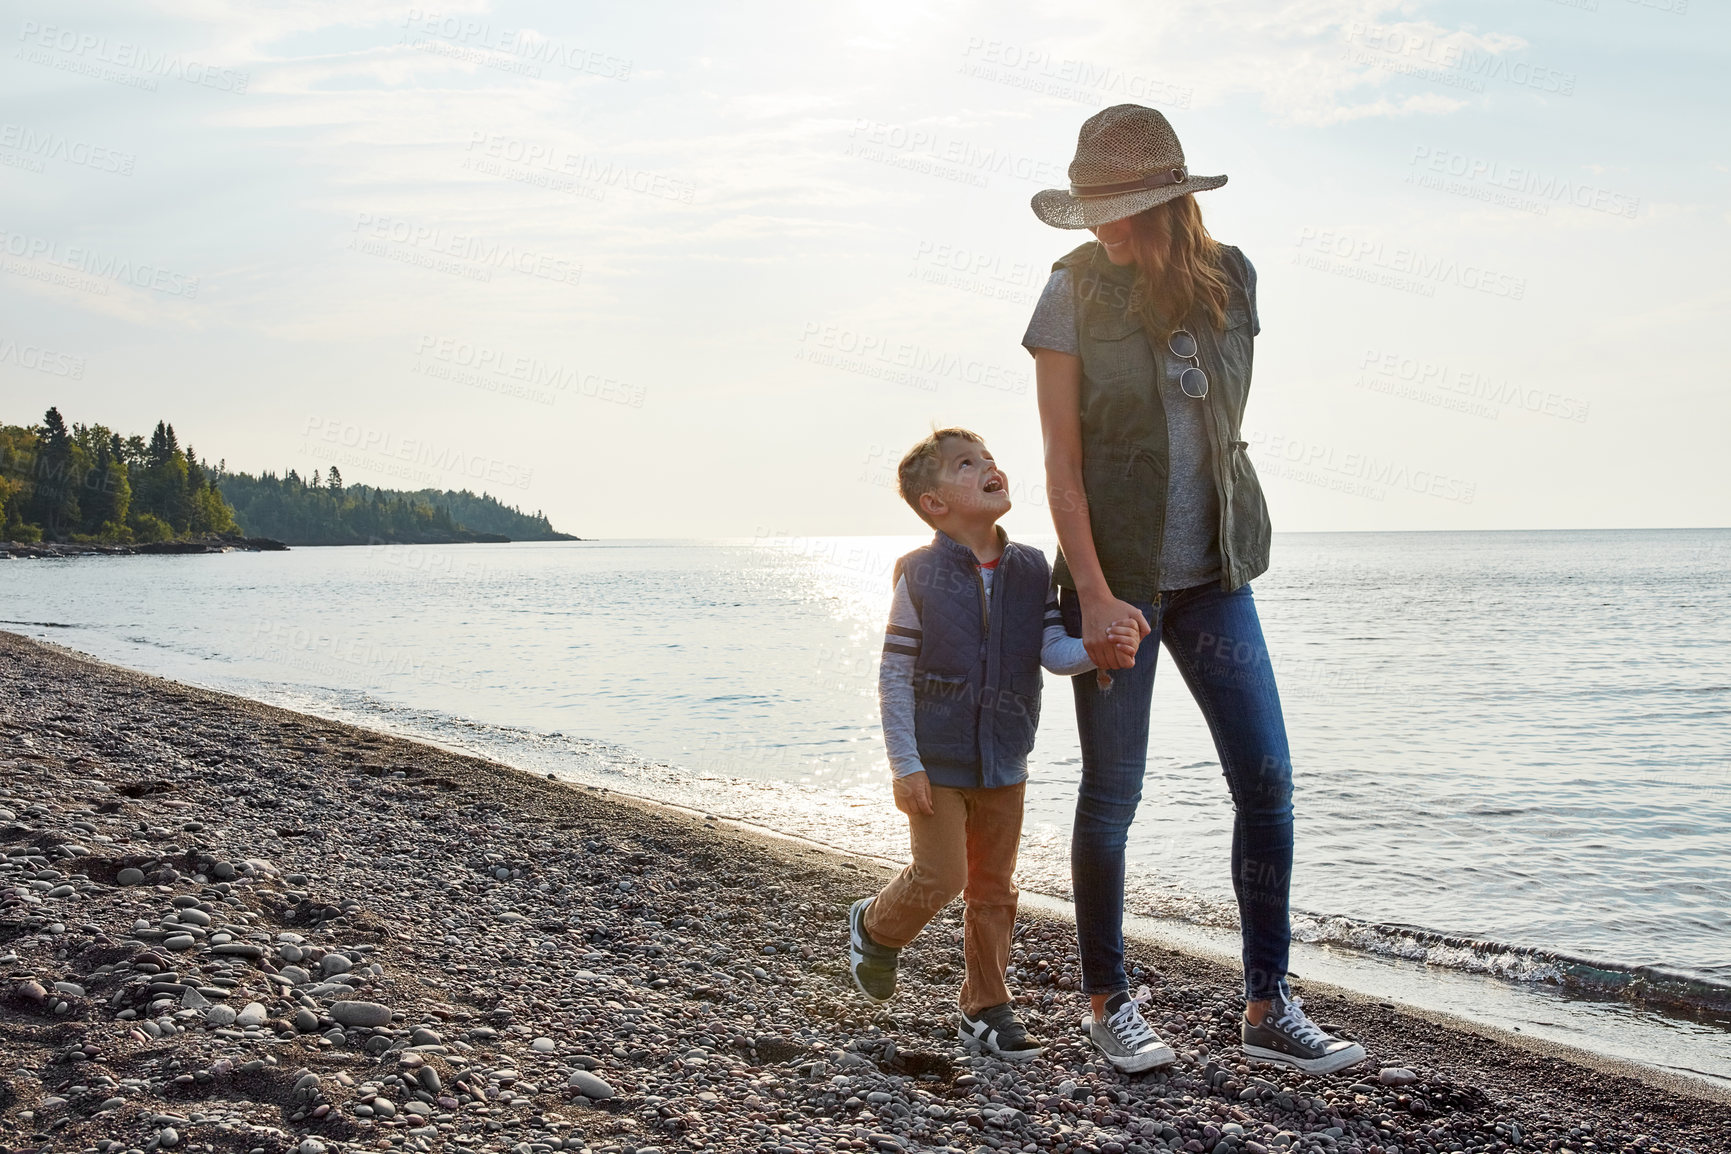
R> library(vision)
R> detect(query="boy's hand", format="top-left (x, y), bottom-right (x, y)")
top-left (1107, 619), bottom-right (1142, 663)
top-left (892, 771), bottom-right (935, 817)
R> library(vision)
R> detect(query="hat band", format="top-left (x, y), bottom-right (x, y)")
top-left (1069, 167), bottom-right (1187, 198)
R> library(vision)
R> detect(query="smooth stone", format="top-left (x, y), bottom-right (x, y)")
top-left (211, 941), bottom-right (261, 961)
top-left (298, 1141), bottom-right (326, 1154)
top-left (279, 943), bottom-right (304, 962)
top-left (164, 934), bottom-right (196, 951)
top-left (53, 981), bottom-right (85, 997)
top-left (181, 987), bottom-right (210, 1009)
top-left (373, 1097), bottom-right (397, 1119)
top-left (330, 1000), bottom-right (393, 1027)
top-left (321, 953), bottom-right (353, 975)
top-left (1378, 1067), bottom-right (1419, 1087)
top-left (410, 1027), bottom-right (442, 1046)
top-left (418, 1067), bottom-right (442, 1093)
top-left (279, 965), bottom-right (312, 984)
top-left (531, 1037), bottom-right (556, 1052)
top-left (158, 1127), bottom-right (181, 1148)
top-left (294, 1008), bottom-right (319, 1032)
top-left (236, 1002), bottom-right (268, 1027)
top-left (567, 1070), bottom-right (614, 1099)
top-left (205, 1005), bottom-right (238, 1026)
top-left (117, 867), bottom-right (146, 886)
top-left (212, 942), bottom-right (264, 959)
top-left (213, 861), bottom-right (238, 880)
top-left (177, 908), bottom-right (212, 927)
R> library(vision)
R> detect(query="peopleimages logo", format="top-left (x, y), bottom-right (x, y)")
top-left (1407, 146), bottom-right (1639, 220)
top-left (0, 227), bottom-right (200, 298)
top-left (1248, 430), bottom-right (1477, 504)
top-left (797, 322), bottom-right (1030, 395)
top-left (0, 335), bottom-right (83, 380)
top-left (846, 119), bottom-right (1065, 188)
top-left (349, 213), bottom-right (582, 287)
top-left (957, 38), bottom-right (1193, 109)
top-left (0, 335), bottom-right (84, 379)
top-left (1342, 21), bottom-right (1577, 96)
top-left (463, 132), bottom-right (695, 203)
top-left (301, 416), bottom-right (534, 490)
top-left (413, 335), bottom-right (646, 408)
top-left (0, 123), bottom-right (136, 175)
top-left (1294, 227), bottom-right (1525, 301)
top-left (15, 20), bottom-right (250, 93)
top-left (1358, 347), bottom-right (1591, 424)
top-left (398, 10), bottom-right (632, 80)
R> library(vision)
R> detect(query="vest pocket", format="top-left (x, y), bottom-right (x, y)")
top-left (1085, 312), bottom-right (1153, 384)
top-left (1227, 447), bottom-right (1272, 573)
top-left (914, 672), bottom-right (977, 765)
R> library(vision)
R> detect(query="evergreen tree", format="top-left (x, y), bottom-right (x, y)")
top-left (80, 434), bottom-right (131, 536)
top-left (23, 408), bottom-right (81, 538)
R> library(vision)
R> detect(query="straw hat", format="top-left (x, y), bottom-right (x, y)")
top-left (1031, 104), bottom-right (1227, 230)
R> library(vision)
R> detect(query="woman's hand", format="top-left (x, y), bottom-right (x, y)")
top-left (1082, 594), bottom-right (1150, 671)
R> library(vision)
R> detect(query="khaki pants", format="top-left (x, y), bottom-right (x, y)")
top-left (864, 781), bottom-right (1025, 1016)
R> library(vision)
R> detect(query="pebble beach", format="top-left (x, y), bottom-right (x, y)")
top-left (0, 630), bottom-right (1724, 1154)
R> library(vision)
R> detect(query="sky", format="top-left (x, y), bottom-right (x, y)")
top-left (2, 0), bottom-right (1725, 539)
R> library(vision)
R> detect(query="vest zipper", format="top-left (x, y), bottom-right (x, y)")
top-left (1199, 370), bottom-right (1232, 591)
top-left (973, 564), bottom-right (990, 789)
top-left (973, 565), bottom-right (989, 660)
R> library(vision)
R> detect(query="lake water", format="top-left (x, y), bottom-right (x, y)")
top-left (5, 529), bottom-right (1729, 1081)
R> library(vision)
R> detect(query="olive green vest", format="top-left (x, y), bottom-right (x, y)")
top-left (1051, 240), bottom-right (1272, 600)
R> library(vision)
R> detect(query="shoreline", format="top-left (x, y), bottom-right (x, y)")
top-left (0, 535), bottom-right (591, 560)
top-left (1, 630), bottom-right (1727, 1154)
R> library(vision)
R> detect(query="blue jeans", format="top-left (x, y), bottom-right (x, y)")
top-left (1061, 581), bottom-right (1294, 1002)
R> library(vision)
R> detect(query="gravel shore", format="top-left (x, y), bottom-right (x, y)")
top-left (1, 630), bottom-right (1725, 1154)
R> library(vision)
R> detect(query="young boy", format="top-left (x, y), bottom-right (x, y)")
top-left (846, 427), bottom-right (1141, 1060)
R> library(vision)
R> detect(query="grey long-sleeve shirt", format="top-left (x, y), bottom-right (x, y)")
top-left (878, 565), bottom-right (1094, 780)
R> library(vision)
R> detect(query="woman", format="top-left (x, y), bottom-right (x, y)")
top-left (1023, 104), bottom-right (1366, 1075)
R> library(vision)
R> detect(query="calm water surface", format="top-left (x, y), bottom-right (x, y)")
top-left (4, 530), bottom-right (1728, 1069)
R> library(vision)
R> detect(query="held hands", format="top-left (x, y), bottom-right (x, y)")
top-left (892, 770), bottom-right (935, 816)
top-left (1082, 594), bottom-right (1151, 672)
top-left (1106, 619), bottom-right (1142, 664)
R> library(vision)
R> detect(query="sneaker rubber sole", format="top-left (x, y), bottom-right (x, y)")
top-left (846, 898), bottom-right (893, 1004)
top-left (957, 1023), bottom-right (1043, 1062)
top-left (1242, 1039), bottom-right (1367, 1075)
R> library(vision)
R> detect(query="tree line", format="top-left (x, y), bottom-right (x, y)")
top-left (2, 409), bottom-right (573, 547)
top-left (0, 408), bottom-right (233, 544)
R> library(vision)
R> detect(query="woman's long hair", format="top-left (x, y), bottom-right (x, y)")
top-left (1122, 193), bottom-right (1230, 335)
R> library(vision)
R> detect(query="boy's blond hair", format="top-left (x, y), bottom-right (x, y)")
top-left (897, 427), bottom-right (985, 528)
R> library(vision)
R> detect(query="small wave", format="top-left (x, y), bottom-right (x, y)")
top-left (1291, 912), bottom-right (1731, 1017)
top-left (0, 619), bottom-right (76, 628)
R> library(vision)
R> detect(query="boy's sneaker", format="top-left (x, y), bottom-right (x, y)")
top-left (958, 1003), bottom-right (1043, 1062)
top-left (846, 898), bottom-right (899, 1002)
top-left (1241, 987), bottom-right (1367, 1074)
top-left (1080, 990), bottom-right (1176, 1072)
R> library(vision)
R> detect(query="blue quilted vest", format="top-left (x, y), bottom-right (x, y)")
top-left (895, 530), bottom-right (1049, 789)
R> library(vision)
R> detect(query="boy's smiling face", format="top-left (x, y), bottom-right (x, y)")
top-left (920, 436), bottom-right (1011, 524)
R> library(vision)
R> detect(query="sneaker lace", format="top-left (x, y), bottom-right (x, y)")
top-left (1107, 1000), bottom-right (1159, 1049)
top-left (1273, 995), bottom-right (1331, 1049)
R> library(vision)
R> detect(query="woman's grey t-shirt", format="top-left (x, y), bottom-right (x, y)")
top-left (1022, 262), bottom-right (1259, 592)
